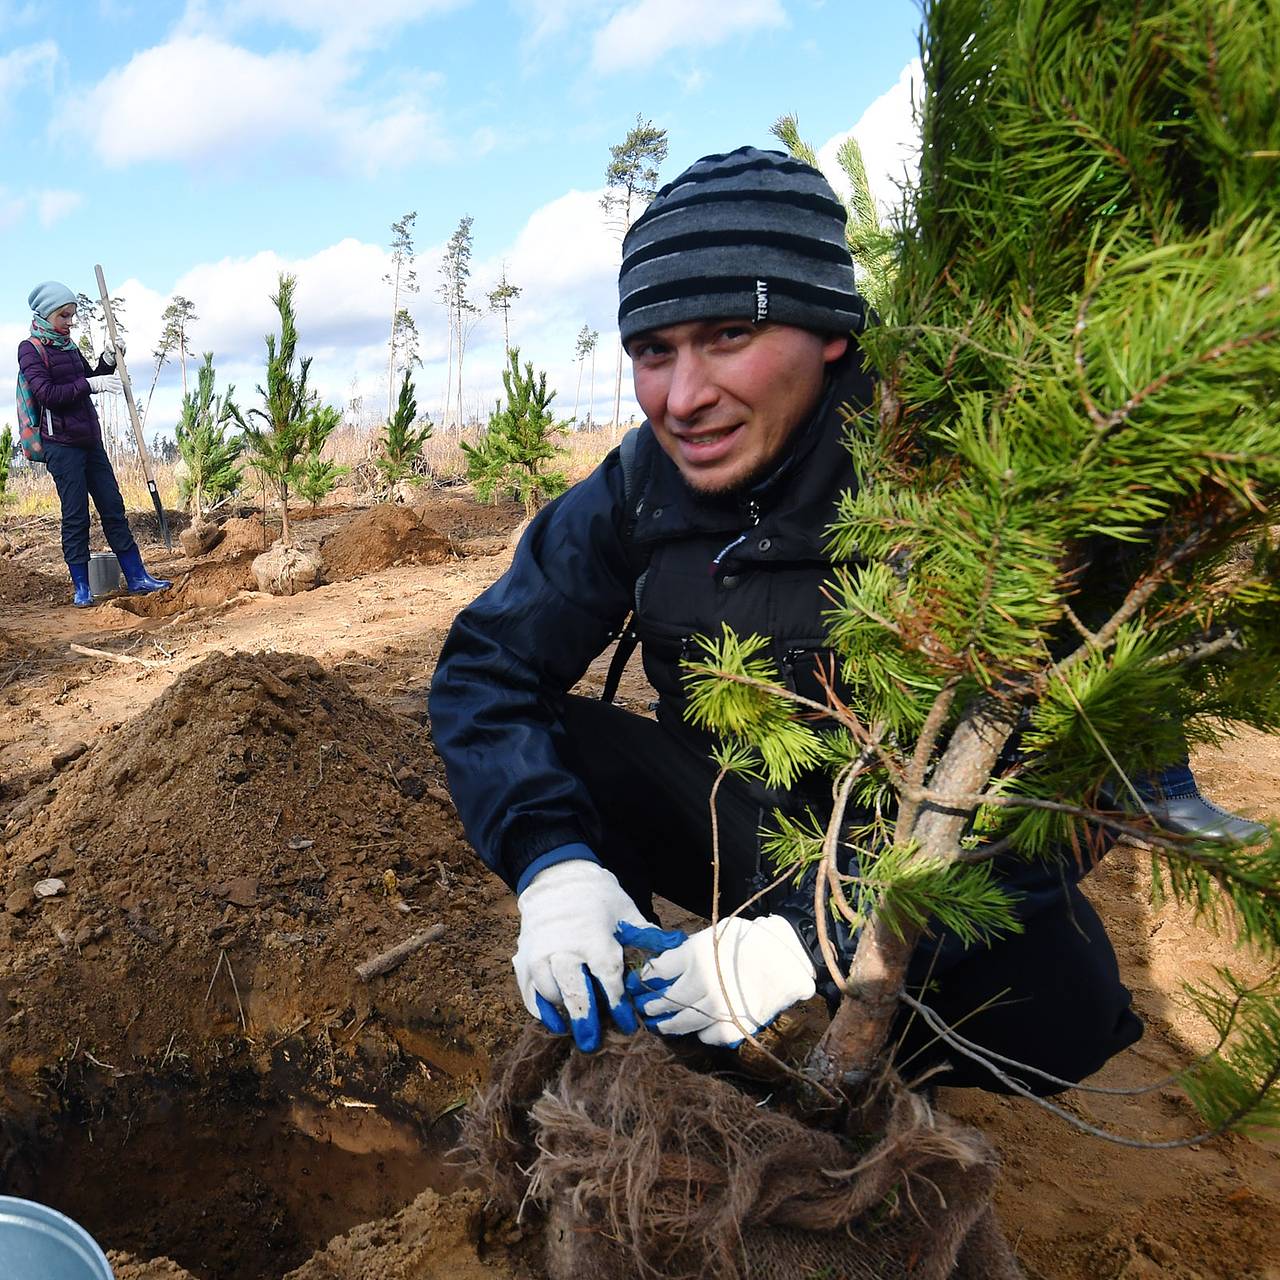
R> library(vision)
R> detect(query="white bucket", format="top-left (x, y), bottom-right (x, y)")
top-left (0, 1196), bottom-right (114, 1279)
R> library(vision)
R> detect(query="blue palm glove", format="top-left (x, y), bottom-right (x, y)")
top-left (513, 860), bottom-right (653, 1052)
top-left (624, 915), bottom-right (816, 1048)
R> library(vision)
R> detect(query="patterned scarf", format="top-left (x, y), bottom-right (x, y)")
top-left (16, 313), bottom-right (77, 442)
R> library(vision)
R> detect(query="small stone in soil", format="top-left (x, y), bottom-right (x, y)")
top-left (51, 742), bottom-right (89, 770)
top-left (5, 887), bottom-right (34, 916)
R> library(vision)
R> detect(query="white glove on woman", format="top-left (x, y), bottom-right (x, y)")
top-left (513, 859), bottom-right (652, 1052)
top-left (102, 342), bottom-right (124, 367)
top-left (88, 374), bottom-right (123, 395)
top-left (627, 915), bottom-right (816, 1047)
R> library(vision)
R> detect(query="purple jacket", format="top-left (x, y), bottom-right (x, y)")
top-left (17, 339), bottom-right (112, 449)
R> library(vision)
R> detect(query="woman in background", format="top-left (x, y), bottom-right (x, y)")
top-left (16, 280), bottom-right (170, 607)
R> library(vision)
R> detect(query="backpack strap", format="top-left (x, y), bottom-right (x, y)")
top-left (602, 427), bottom-right (650, 704)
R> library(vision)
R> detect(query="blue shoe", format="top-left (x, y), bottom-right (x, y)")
top-left (117, 547), bottom-right (170, 594)
top-left (68, 563), bottom-right (94, 608)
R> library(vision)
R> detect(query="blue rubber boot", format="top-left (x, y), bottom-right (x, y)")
top-left (117, 547), bottom-right (171, 593)
top-left (68, 563), bottom-right (94, 608)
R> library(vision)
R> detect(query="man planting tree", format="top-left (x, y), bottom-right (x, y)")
top-left (429, 147), bottom-right (1251, 1089)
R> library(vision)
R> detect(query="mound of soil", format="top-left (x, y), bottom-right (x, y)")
top-left (113, 556), bottom-right (258, 617)
top-left (0, 649), bottom-right (519, 1085)
top-left (321, 505), bottom-right (451, 582)
top-left (0, 557), bottom-right (65, 606)
top-left (212, 513), bottom-right (279, 559)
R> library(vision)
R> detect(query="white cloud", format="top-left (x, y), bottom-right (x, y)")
top-left (209, 0), bottom-right (468, 49)
top-left (66, 34), bottom-right (448, 174)
top-left (36, 189), bottom-right (83, 228)
top-left (591, 0), bottom-right (786, 74)
top-left (817, 57), bottom-right (922, 218)
top-left (0, 185), bottom-right (84, 233)
top-left (519, 0), bottom-right (598, 46)
top-left (0, 188), bottom-right (25, 233)
top-left (0, 40), bottom-right (57, 117)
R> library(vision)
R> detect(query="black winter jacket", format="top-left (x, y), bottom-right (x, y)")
top-left (430, 347), bottom-right (1093, 992)
top-left (429, 350), bottom-right (878, 892)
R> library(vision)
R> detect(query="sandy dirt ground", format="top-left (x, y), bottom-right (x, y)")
top-left (1, 491), bottom-right (1277, 1280)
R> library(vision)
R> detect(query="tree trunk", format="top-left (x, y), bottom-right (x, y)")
top-left (612, 343), bottom-right (623, 429)
top-left (456, 304), bottom-right (465, 430)
top-left (387, 265), bottom-right (400, 420)
top-left (442, 319), bottom-right (454, 431)
top-left (807, 701), bottom-right (1020, 1093)
top-left (574, 358), bottom-right (584, 425)
top-left (280, 481), bottom-right (291, 546)
top-left (589, 348), bottom-right (597, 428)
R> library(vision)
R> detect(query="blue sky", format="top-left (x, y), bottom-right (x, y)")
top-left (1, 0), bottom-right (923, 436)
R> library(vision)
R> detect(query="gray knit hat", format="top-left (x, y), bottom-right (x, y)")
top-left (28, 280), bottom-right (77, 318)
top-left (617, 146), bottom-right (866, 345)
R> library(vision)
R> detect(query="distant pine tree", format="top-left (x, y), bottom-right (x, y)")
top-left (175, 353), bottom-right (243, 518)
top-left (376, 372), bottom-right (433, 497)
top-left (462, 348), bottom-right (567, 516)
top-left (0, 424), bottom-right (12, 497)
top-left (295, 405), bottom-right (345, 509)
top-left (241, 275), bottom-right (341, 540)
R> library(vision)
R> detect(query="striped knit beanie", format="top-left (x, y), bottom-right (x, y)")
top-left (617, 146), bottom-right (865, 345)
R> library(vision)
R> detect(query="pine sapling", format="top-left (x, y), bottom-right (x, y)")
top-left (0, 424), bottom-right (12, 498)
top-left (687, 0), bottom-right (1280, 1143)
top-left (295, 404), bottom-right (345, 509)
top-left (241, 273), bottom-right (314, 544)
top-left (175, 352), bottom-right (243, 519)
top-left (461, 348), bottom-right (567, 516)
top-left (377, 371), bottom-right (434, 498)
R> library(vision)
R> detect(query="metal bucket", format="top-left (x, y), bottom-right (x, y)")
top-left (0, 1197), bottom-right (114, 1279)
top-left (88, 551), bottom-right (121, 596)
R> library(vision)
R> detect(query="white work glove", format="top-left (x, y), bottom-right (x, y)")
top-left (626, 914), bottom-right (816, 1048)
top-left (87, 374), bottom-right (123, 395)
top-left (513, 859), bottom-right (658, 1052)
top-left (101, 342), bottom-right (124, 367)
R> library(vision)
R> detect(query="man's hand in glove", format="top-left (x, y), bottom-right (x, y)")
top-left (87, 374), bottom-right (123, 395)
top-left (513, 857), bottom-right (671, 1052)
top-left (623, 915), bottom-right (816, 1048)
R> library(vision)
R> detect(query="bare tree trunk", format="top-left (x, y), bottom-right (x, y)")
top-left (574, 357), bottom-right (584, 424)
top-left (589, 347), bottom-right (597, 428)
top-left (441, 318), bottom-right (454, 430)
top-left (456, 303), bottom-right (465, 430)
top-left (387, 262), bottom-right (402, 420)
top-left (179, 329), bottom-right (188, 400)
top-left (142, 359), bottom-right (165, 428)
top-left (612, 343), bottom-right (623, 429)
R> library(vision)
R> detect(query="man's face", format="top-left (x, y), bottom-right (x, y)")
top-left (49, 304), bottom-right (76, 337)
top-left (629, 319), bottom-right (848, 494)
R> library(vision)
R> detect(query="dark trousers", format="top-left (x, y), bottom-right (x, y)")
top-left (561, 695), bottom-right (1143, 1095)
top-left (42, 437), bottom-right (137, 566)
